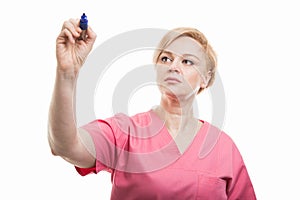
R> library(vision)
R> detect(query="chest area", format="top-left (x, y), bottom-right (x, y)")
top-left (111, 167), bottom-right (227, 200)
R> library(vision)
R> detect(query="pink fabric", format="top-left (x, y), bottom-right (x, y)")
top-left (75, 110), bottom-right (256, 200)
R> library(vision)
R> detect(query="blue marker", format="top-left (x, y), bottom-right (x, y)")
top-left (79, 13), bottom-right (88, 40)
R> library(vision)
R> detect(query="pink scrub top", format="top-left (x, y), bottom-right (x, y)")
top-left (75, 110), bottom-right (256, 200)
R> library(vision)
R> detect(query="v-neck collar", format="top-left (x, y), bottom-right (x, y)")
top-left (149, 108), bottom-right (207, 155)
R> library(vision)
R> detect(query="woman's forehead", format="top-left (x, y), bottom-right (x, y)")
top-left (164, 36), bottom-right (204, 58)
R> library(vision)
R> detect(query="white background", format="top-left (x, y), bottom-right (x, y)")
top-left (1, 0), bottom-right (299, 199)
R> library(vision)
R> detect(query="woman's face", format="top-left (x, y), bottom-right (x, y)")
top-left (156, 36), bottom-right (209, 100)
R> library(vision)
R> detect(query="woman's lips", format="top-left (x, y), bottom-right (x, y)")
top-left (164, 77), bottom-right (182, 83)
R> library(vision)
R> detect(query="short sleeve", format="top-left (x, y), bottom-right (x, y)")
top-left (74, 118), bottom-right (120, 176)
top-left (227, 141), bottom-right (256, 200)
top-left (75, 160), bottom-right (111, 176)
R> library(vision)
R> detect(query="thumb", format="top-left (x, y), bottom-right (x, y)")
top-left (86, 25), bottom-right (97, 44)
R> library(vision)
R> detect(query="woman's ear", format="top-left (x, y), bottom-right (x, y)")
top-left (200, 70), bottom-right (212, 89)
top-left (200, 82), bottom-right (207, 89)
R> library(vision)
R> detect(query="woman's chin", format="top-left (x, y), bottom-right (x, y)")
top-left (161, 89), bottom-right (196, 102)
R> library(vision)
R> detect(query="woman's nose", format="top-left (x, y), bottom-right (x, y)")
top-left (169, 58), bottom-right (181, 72)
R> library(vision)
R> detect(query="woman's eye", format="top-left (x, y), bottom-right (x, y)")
top-left (161, 56), bottom-right (171, 63)
top-left (182, 59), bottom-right (194, 65)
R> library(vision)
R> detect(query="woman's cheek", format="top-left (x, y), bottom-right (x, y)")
top-left (185, 72), bottom-right (202, 90)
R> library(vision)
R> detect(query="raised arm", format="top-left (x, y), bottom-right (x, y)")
top-left (48, 18), bottom-right (97, 168)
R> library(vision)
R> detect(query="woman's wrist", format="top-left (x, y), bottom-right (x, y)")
top-left (56, 67), bottom-right (80, 81)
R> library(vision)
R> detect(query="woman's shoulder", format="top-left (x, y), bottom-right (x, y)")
top-left (199, 121), bottom-right (238, 154)
top-left (106, 110), bottom-right (154, 128)
top-left (201, 121), bottom-right (233, 142)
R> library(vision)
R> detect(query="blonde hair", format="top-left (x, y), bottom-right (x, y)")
top-left (153, 27), bottom-right (217, 93)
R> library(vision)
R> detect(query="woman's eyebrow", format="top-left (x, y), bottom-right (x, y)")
top-left (161, 51), bottom-right (201, 61)
top-left (160, 50), bottom-right (172, 55)
top-left (182, 54), bottom-right (201, 61)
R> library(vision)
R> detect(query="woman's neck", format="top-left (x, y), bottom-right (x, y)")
top-left (154, 94), bottom-right (198, 137)
top-left (159, 92), bottom-right (195, 115)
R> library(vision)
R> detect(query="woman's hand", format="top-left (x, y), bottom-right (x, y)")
top-left (56, 18), bottom-right (97, 76)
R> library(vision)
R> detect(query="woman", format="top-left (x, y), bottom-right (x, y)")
top-left (48, 18), bottom-right (256, 199)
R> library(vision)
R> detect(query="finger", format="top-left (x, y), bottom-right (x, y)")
top-left (69, 18), bottom-right (82, 33)
top-left (61, 19), bottom-right (80, 38)
top-left (60, 28), bottom-right (75, 44)
top-left (86, 25), bottom-right (97, 43)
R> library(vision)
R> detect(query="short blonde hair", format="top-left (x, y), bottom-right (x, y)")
top-left (153, 27), bottom-right (217, 93)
